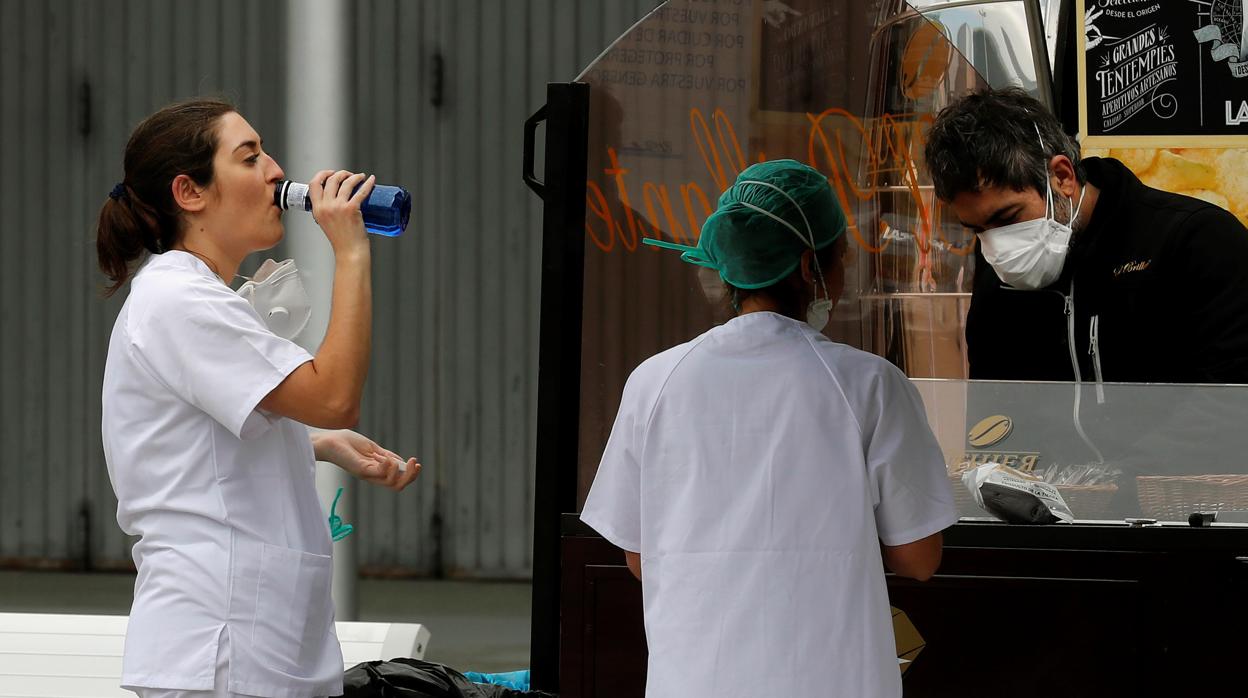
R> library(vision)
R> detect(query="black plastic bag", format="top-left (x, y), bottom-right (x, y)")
top-left (963, 463), bottom-right (1074, 524)
top-left (339, 658), bottom-right (557, 698)
top-left (979, 482), bottom-right (1063, 524)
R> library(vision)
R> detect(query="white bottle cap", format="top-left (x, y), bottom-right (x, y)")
top-left (275, 180), bottom-right (310, 211)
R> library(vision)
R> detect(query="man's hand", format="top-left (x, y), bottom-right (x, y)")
top-left (311, 429), bottom-right (421, 492)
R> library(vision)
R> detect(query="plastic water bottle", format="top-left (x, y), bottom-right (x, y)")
top-left (275, 179), bottom-right (412, 237)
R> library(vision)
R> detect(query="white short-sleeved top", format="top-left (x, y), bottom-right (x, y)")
top-left (581, 311), bottom-right (957, 698)
top-left (101, 251), bottom-right (343, 698)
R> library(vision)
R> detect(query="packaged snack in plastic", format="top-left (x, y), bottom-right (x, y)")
top-left (962, 463), bottom-right (1075, 524)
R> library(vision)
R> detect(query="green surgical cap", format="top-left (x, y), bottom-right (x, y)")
top-left (644, 159), bottom-right (847, 289)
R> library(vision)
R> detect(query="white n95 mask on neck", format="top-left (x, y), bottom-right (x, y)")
top-left (806, 297), bottom-right (833, 333)
top-left (236, 258), bottom-right (312, 340)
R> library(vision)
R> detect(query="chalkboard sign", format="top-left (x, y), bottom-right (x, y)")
top-left (1079, 0), bottom-right (1248, 146)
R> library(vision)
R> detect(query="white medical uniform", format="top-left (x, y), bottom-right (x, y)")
top-left (101, 251), bottom-right (343, 698)
top-left (581, 311), bottom-right (957, 698)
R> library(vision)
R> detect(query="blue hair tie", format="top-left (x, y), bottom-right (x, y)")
top-left (109, 183), bottom-right (127, 201)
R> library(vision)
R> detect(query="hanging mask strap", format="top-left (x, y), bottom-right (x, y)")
top-left (1034, 122), bottom-right (1086, 225)
top-left (1033, 123), bottom-right (1057, 215)
top-left (1069, 181), bottom-right (1087, 227)
top-left (328, 486), bottom-right (354, 542)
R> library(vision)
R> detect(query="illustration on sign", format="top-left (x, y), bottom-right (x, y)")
top-left (1084, 4), bottom-right (1118, 49)
top-left (1193, 0), bottom-right (1248, 78)
top-left (1088, 14), bottom-right (1178, 132)
top-left (1081, 0), bottom-right (1248, 141)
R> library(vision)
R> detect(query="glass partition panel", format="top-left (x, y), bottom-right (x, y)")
top-left (911, 0), bottom-right (1048, 97)
top-left (575, 0), bottom-right (994, 504)
top-left (913, 378), bottom-right (1248, 524)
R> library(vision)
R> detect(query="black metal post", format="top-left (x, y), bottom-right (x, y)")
top-left (525, 81), bottom-right (590, 692)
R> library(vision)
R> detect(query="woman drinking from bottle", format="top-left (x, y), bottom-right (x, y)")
top-left (97, 98), bottom-right (420, 698)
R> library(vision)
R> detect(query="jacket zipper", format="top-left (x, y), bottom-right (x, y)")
top-left (1066, 282), bottom-right (1105, 462)
top-left (1089, 315), bottom-right (1105, 404)
top-left (999, 282), bottom-right (1084, 380)
top-left (1063, 281), bottom-right (1081, 383)
top-left (998, 281), bottom-right (1104, 463)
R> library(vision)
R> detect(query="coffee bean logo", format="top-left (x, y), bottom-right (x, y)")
top-left (968, 415), bottom-right (1013, 448)
top-left (899, 19), bottom-right (952, 101)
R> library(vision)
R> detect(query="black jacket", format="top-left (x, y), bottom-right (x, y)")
top-left (966, 157), bottom-right (1248, 385)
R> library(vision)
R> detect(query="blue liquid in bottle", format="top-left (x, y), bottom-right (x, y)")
top-left (275, 179), bottom-right (412, 237)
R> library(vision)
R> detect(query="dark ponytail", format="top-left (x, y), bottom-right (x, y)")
top-left (96, 98), bottom-right (236, 296)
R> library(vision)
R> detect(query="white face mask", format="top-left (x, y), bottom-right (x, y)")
top-left (805, 297), bottom-right (833, 333)
top-left (978, 174), bottom-right (1084, 290)
top-left (735, 179), bottom-right (836, 332)
top-left (236, 258), bottom-right (312, 340)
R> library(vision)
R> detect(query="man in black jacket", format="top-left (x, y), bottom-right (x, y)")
top-left (924, 87), bottom-right (1248, 385)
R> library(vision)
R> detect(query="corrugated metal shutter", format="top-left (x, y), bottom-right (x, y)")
top-left (0, 0), bottom-right (656, 577)
top-left (0, 0), bottom-right (289, 568)
top-left (349, 0), bottom-right (660, 578)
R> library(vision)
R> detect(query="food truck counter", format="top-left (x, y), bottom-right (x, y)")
top-left (560, 513), bottom-right (1248, 698)
top-left (523, 1), bottom-right (1248, 693)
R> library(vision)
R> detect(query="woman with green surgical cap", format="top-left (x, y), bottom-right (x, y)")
top-left (581, 160), bottom-right (956, 698)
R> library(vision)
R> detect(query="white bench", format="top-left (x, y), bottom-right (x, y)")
top-left (0, 612), bottom-right (431, 698)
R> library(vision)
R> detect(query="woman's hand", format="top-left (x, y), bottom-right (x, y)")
top-left (311, 429), bottom-right (421, 492)
top-left (308, 169), bottom-right (376, 256)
